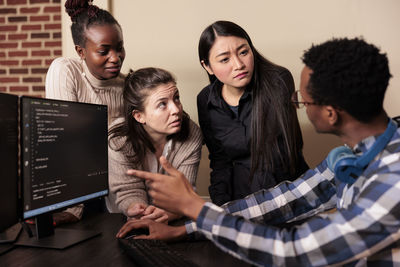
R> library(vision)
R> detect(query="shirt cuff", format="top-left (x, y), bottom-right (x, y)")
top-left (196, 202), bottom-right (225, 234)
top-left (185, 220), bottom-right (197, 234)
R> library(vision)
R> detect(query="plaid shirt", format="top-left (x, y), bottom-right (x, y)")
top-left (187, 123), bottom-right (400, 266)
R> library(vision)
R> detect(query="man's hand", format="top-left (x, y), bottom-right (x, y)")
top-left (116, 219), bottom-right (187, 241)
top-left (126, 156), bottom-right (205, 220)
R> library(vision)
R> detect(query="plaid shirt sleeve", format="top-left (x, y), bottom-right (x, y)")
top-left (194, 152), bottom-right (400, 266)
top-left (185, 160), bottom-right (337, 234)
top-left (222, 160), bottom-right (337, 225)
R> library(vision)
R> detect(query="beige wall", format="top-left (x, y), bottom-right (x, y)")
top-left (62, 0), bottom-right (400, 197)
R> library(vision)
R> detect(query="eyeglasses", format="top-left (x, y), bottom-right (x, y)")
top-left (291, 90), bottom-right (317, 109)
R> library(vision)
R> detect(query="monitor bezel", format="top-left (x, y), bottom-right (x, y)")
top-left (19, 95), bottom-right (109, 221)
top-left (0, 92), bottom-right (21, 243)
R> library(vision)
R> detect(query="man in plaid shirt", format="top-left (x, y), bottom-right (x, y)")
top-left (118, 38), bottom-right (400, 266)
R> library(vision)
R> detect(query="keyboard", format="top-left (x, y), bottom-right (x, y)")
top-left (118, 238), bottom-right (199, 267)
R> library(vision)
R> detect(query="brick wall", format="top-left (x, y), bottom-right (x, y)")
top-left (0, 0), bottom-right (62, 97)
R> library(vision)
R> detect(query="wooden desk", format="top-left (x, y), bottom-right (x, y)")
top-left (0, 213), bottom-right (251, 267)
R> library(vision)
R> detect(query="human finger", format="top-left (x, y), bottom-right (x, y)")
top-left (159, 156), bottom-right (181, 177)
top-left (127, 207), bottom-right (145, 217)
top-left (142, 205), bottom-right (155, 216)
top-left (140, 207), bottom-right (163, 220)
top-left (140, 213), bottom-right (158, 220)
top-left (141, 212), bottom-right (167, 222)
top-left (126, 203), bottom-right (146, 217)
top-left (126, 169), bottom-right (163, 182)
top-left (154, 214), bottom-right (168, 224)
top-left (116, 220), bottom-right (149, 238)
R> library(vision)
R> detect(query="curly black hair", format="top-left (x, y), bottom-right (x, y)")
top-left (302, 37), bottom-right (392, 123)
top-left (65, 0), bottom-right (121, 47)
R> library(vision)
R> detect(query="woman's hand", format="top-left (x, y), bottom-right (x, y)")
top-left (126, 203), bottom-right (147, 219)
top-left (126, 203), bottom-right (169, 223)
top-left (140, 205), bottom-right (169, 224)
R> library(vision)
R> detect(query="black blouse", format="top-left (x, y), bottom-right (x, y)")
top-left (197, 69), bottom-right (309, 206)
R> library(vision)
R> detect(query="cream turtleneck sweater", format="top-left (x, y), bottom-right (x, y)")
top-left (45, 57), bottom-right (125, 124)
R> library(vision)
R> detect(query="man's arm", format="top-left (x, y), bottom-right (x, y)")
top-left (185, 160), bottom-right (337, 234)
top-left (194, 171), bottom-right (400, 266)
top-left (222, 166), bottom-right (337, 225)
top-left (129, 157), bottom-right (400, 266)
top-left (127, 157), bottom-right (338, 231)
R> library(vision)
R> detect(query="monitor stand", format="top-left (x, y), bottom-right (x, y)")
top-left (0, 223), bottom-right (22, 255)
top-left (0, 223), bottom-right (22, 244)
top-left (16, 213), bottom-right (100, 249)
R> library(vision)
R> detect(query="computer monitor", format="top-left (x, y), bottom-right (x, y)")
top-left (0, 93), bottom-right (21, 245)
top-left (16, 96), bottom-right (109, 249)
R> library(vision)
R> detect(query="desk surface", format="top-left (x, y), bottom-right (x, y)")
top-left (0, 213), bottom-right (251, 267)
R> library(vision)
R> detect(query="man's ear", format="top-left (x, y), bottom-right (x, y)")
top-left (325, 105), bottom-right (339, 126)
top-left (132, 110), bottom-right (145, 124)
top-left (201, 60), bottom-right (214, 76)
top-left (75, 45), bottom-right (85, 60)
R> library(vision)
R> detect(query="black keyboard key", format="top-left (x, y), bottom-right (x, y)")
top-left (118, 238), bottom-right (199, 267)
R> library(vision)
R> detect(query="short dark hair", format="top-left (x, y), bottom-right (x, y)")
top-left (65, 0), bottom-right (121, 47)
top-left (109, 68), bottom-right (190, 168)
top-left (302, 37), bottom-right (392, 122)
